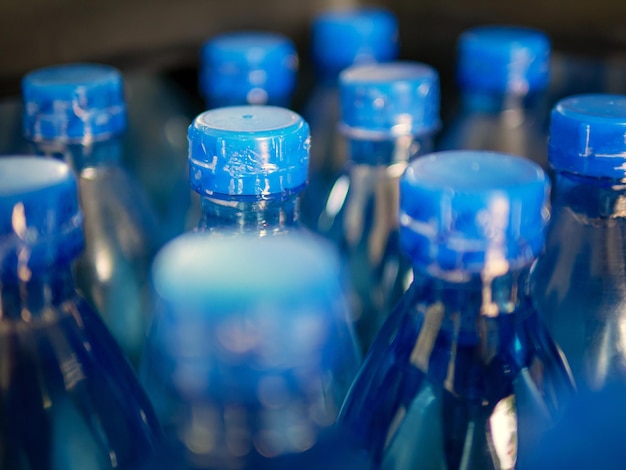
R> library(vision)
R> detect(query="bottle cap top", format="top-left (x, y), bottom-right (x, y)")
top-left (312, 8), bottom-right (399, 76)
top-left (0, 157), bottom-right (83, 268)
top-left (549, 94), bottom-right (626, 178)
top-left (457, 26), bottom-right (551, 93)
top-left (200, 32), bottom-right (298, 104)
top-left (188, 106), bottom-right (310, 199)
top-left (400, 151), bottom-right (549, 274)
top-left (339, 61), bottom-right (440, 138)
top-left (22, 63), bottom-right (127, 142)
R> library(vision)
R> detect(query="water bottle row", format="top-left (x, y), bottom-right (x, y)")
top-left (2, 8), bottom-right (626, 470)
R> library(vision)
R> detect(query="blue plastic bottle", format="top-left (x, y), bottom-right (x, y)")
top-left (0, 156), bottom-right (161, 469)
top-left (301, 8), bottom-right (399, 228)
top-left (188, 105), bottom-right (311, 234)
top-left (22, 63), bottom-right (160, 366)
top-left (319, 61), bottom-right (440, 352)
top-left (532, 94), bottom-right (626, 391)
top-left (140, 234), bottom-right (367, 469)
top-left (438, 26), bottom-right (552, 169)
top-left (200, 32), bottom-right (298, 109)
top-left (339, 151), bottom-right (574, 469)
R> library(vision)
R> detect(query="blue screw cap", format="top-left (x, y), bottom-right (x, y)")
top-left (400, 151), bottom-right (549, 273)
top-left (339, 61), bottom-right (440, 138)
top-left (312, 8), bottom-right (399, 77)
top-left (549, 94), bottom-right (626, 179)
top-left (22, 63), bottom-right (127, 142)
top-left (0, 157), bottom-right (83, 269)
top-left (188, 106), bottom-right (310, 199)
top-left (200, 32), bottom-right (298, 104)
top-left (457, 26), bottom-right (551, 93)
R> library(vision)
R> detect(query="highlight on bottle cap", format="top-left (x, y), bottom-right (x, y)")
top-left (339, 61), bottom-right (440, 138)
top-left (0, 157), bottom-right (83, 268)
top-left (400, 151), bottom-right (549, 274)
top-left (22, 63), bottom-right (127, 142)
top-left (312, 8), bottom-right (399, 76)
top-left (200, 31), bottom-right (298, 104)
top-left (549, 94), bottom-right (626, 179)
top-left (188, 106), bottom-right (310, 199)
top-left (457, 26), bottom-right (551, 94)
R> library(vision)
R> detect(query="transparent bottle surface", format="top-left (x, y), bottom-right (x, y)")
top-left (532, 171), bottom-right (626, 391)
top-left (34, 139), bottom-right (160, 366)
top-left (139, 235), bottom-right (365, 469)
top-left (319, 135), bottom-right (433, 352)
top-left (339, 266), bottom-right (574, 470)
top-left (438, 92), bottom-right (549, 170)
top-left (0, 264), bottom-right (161, 469)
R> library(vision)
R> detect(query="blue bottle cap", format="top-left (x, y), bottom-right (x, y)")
top-left (188, 106), bottom-right (310, 199)
top-left (339, 61), bottom-right (440, 138)
top-left (312, 8), bottom-right (399, 76)
top-left (0, 157), bottom-right (83, 269)
top-left (549, 94), bottom-right (626, 179)
top-left (199, 32), bottom-right (298, 104)
top-left (457, 26), bottom-right (551, 93)
top-left (22, 63), bottom-right (127, 143)
top-left (400, 151), bottom-right (549, 274)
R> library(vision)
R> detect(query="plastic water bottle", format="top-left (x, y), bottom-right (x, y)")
top-left (22, 63), bottom-right (160, 366)
top-left (188, 105), bottom-right (311, 234)
top-left (438, 26), bottom-right (552, 170)
top-left (339, 151), bottom-right (574, 469)
top-left (532, 94), bottom-right (626, 391)
top-left (301, 8), bottom-right (399, 228)
top-left (140, 233), bottom-right (367, 469)
top-left (0, 156), bottom-right (161, 469)
top-left (319, 61), bottom-right (440, 352)
top-left (200, 31), bottom-right (298, 109)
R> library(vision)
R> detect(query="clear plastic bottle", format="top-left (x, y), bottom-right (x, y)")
top-left (199, 31), bottom-right (298, 109)
top-left (339, 151), bottom-right (574, 469)
top-left (532, 94), bottom-right (626, 391)
top-left (438, 26), bottom-right (552, 170)
top-left (188, 105), bottom-right (311, 235)
top-left (300, 8), bottom-right (399, 229)
top-left (319, 61), bottom-right (440, 352)
top-left (22, 63), bottom-right (160, 366)
top-left (140, 234), bottom-right (368, 469)
top-left (0, 156), bottom-right (161, 469)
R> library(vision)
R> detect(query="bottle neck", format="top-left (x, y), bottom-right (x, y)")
top-left (0, 260), bottom-right (76, 320)
top-left (198, 193), bottom-right (301, 234)
top-left (346, 134), bottom-right (434, 167)
top-left (205, 94), bottom-right (292, 109)
top-left (552, 171), bottom-right (626, 220)
top-left (31, 135), bottom-right (123, 171)
top-left (460, 88), bottom-right (546, 115)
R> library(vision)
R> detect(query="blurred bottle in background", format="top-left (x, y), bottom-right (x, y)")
top-left (438, 26), bottom-right (552, 170)
top-left (532, 94), bottom-right (626, 392)
top-left (199, 31), bottom-right (298, 109)
top-left (22, 63), bottom-right (160, 366)
top-left (339, 151), bottom-right (574, 469)
top-left (140, 234), bottom-right (367, 469)
top-left (300, 8), bottom-right (399, 228)
top-left (0, 156), bottom-right (161, 469)
top-left (319, 61), bottom-right (440, 353)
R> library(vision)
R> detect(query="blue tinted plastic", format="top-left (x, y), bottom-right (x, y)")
top-left (339, 62), bottom-right (440, 137)
top-left (457, 26), bottom-right (551, 93)
top-left (0, 156), bottom-right (161, 469)
top-left (339, 150), bottom-right (573, 469)
top-left (549, 94), bottom-right (626, 178)
top-left (22, 64), bottom-right (161, 366)
top-left (188, 105), bottom-right (310, 199)
top-left (140, 233), bottom-right (365, 469)
top-left (200, 31), bottom-right (298, 106)
top-left (22, 63), bottom-right (126, 142)
top-left (400, 151), bottom-right (549, 273)
top-left (312, 8), bottom-right (398, 79)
